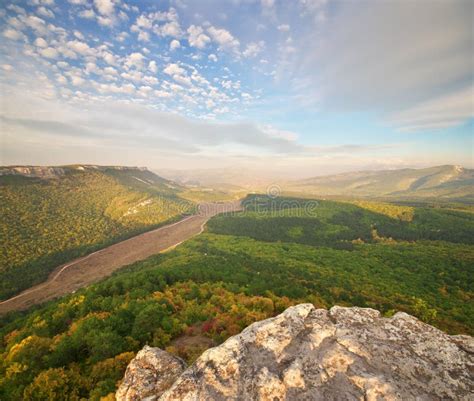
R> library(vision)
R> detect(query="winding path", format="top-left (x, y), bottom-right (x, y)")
top-left (0, 201), bottom-right (241, 314)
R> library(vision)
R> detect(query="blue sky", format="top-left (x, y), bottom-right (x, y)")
top-left (0, 0), bottom-right (472, 176)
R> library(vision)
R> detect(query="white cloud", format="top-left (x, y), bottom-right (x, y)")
top-left (66, 40), bottom-right (92, 56)
top-left (37, 6), bottom-right (55, 18)
top-left (97, 16), bottom-right (114, 27)
top-left (148, 60), bottom-right (157, 73)
top-left (85, 62), bottom-right (99, 74)
top-left (116, 31), bottom-right (129, 42)
top-left (3, 28), bottom-right (26, 41)
top-left (22, 15), bottom-right (48, 35)
top-left (138, 30), bottom-right (150, 42)
top-left (39, 47), bottom-right (59, 59)
top-left (102, 52), bottom-right (117, 65)
top-left (94, 0), bottom-right (114, 16)
top-left (135, 14), bottom-right (153, 29)
top-left (277, 24), bottom-right (290, 32)
top-left (208, 54), bottom-right (217, 62)
top-left (156, 21), bottom-right (181, 37)
top-left (34, 37), bottom-right (48, 48)
top-left (164, 63), bottom-right (185, 76)
top-left (243, 41), bottom-right (264, 58)
top-left (78, 9), bottom-right (95, 19)
top-left (170, 39), bottom-right (180, 51)
top-left (207, 26), bottom-right (240, 53)
top-left (7, 16), bottom-right (25, 30)
top-left (154, 90), bottom-right (171, 98)
top-left (187, 25), bottom-right (210, 49)
top-left (73, 30), bottom-right (85, 40)
top-left (125, 52), bottom-right (146, 70)
top-left (173, 74), bottom-right (192, 86)
top-left (68, 0), bottom-right (87, 4)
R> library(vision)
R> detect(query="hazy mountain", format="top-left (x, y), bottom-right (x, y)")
top-left (286, 165), bottom-right (474, 201)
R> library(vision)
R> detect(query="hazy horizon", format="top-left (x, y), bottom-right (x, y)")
top-left (1, 0), bottom-right (473, 174)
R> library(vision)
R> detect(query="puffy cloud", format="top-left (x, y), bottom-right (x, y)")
top-left (135, 14), bottom-right (153, 29)
top-left (170, 39), bottom-right (180, 51)
top-left (102, 52), bottom-right (117, 65)
top-left (243, 41), bottom-right (264, 58)
top-left (37, 6), bottom-right (54, 18)
top-left (85, 62), bottom-right (100, 74)
top-left (22, 15), bottom-right (48, 35)
top-left (66, 40), bottom-right (92, 56)
top-left (97, 16), bottom-right (114, 27)
top-left (187, 25), bottom-right (210, 49)
top-left (125, 52), bottom-right (146, 70)
top-left (277, 24), bottom-right (290, 32)
top-left (34, 37), bottom-right (48, 47)
top-left (138, 30), bottom-right (150, 42)
top-left (148, 60), bottom-right (157, 73)
top-left (208, 53), bottom-right (217, 62)
top-left (156, 21), bottom-right (181, 37)
top-left (3, 28), bottom-right (26, 41)
top-left (164, 63), bottom-right (185, 76)
top-left (73, 30), bottom-right (84, 40)
top-left (94, 0), bottom-right (114, 16)
top-left (78, 9), bottom-right (95, 19)
top-left (207, 26), bottom-right (240, 52)
top-left (39, 47), bottom-right (59, 59)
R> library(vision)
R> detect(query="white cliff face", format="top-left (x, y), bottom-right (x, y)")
top-left (118, 305), bottom-right (474, 401)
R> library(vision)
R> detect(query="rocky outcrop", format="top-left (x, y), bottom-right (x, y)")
top-left (0, 166), bottom-right (66, 178)
top-left (116, 346), bottom-right (186, 401)
top-left (118, 305), bottom-right (474, 401)
top-left (0, 165), bottom-right (148, 179)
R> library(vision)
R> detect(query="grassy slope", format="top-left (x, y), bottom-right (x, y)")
top-left (0, 167), bottom-right (192, 300)
top-left (0, 196), bottom-right (472, 400)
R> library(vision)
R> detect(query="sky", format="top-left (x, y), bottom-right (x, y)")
top-left (0, 0), bottom-right (473, 177)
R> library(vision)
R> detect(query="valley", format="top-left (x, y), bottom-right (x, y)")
top-left (0, 201), bottom-right (241, 314)
top-left (1, 191), bottom-right (472, 400)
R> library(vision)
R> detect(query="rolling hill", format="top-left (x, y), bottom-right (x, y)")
top-left (0, 165), bottom-right (193, 300)
top-left (286, 165), bottom-right (474, 201)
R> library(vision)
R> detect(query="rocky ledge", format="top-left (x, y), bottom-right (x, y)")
top-left (117, 304), bottom-right (473, 401)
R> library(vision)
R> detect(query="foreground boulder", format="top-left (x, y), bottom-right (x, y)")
top-left (116, 346), bottom-right (186, 401)
top-left (118, 305), bottom-right (474, 400)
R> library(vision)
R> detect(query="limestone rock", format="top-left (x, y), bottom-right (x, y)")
top-left (121, 305), bottom-right (474, 400)
top-left (116, 345), bottom-right (186, 401)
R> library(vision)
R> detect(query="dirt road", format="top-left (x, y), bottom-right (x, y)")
top-left (0, 201), bottom-right (241, 314)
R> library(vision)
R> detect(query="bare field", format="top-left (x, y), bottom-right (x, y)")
top-left (0, 201), bottom-right (242, 314)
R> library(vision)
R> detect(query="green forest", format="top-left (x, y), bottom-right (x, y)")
top-left (0, 195), bottom-right (472, 400)
top-left (0, 168), bottom-right (192, 300)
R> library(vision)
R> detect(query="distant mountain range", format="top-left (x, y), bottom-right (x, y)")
top-left (286, 165), bottom-right (474, 202)
top-left (2, 164), bottom-right (473, 203)
top-left (160, 164), bottom-right (473, 202)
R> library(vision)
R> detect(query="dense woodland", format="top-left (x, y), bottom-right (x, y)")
top-left (0, 169), bottom-right (192, 300)
top-left (0, 195), bottom-right (473, 400)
